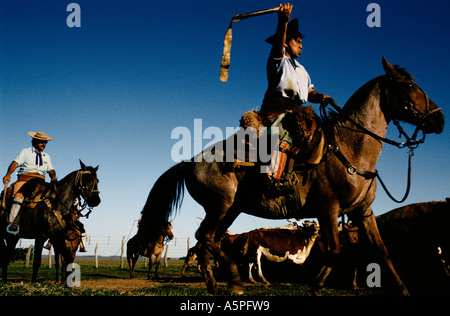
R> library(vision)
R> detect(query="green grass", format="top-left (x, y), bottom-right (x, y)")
top-left (0, 257), bottom-right (385, 296)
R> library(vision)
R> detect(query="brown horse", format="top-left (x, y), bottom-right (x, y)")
top-left (51, 208), bottom-right (85, 283)
top-left (127, 221), bottom-right (174, 279)
top-left (138, 58), bottom-right (444, 295)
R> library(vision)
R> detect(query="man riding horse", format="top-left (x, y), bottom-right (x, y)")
top-left (2, 131), bottom-right (57, 235)
top-left (260, 3), bottom-right (332, 196)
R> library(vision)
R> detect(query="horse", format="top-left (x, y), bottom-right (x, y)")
top-left (0, 160), bottom-right (100, 282)
top-left (137, 57), bottom-right (445, 295)
top-left (51, 207), bottom-right (85, 283)
top-left (127, 221), bottom-right (174, 279)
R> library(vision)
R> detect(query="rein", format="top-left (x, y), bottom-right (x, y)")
top-left (47, 170), bottom-right (98, 226)
top-left (325, 97), bottom-right (425, 150)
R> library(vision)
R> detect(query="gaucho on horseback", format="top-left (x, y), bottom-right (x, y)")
top-left (2, 131), bottom-right (57, 235)
top-left (259, 3), bottom-right (332, 196)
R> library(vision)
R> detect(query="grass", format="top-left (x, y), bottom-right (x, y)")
top-left (0, 257), bottom-right (385, 296)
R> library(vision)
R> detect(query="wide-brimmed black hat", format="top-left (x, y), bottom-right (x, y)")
top-left (265, 18), bottom-right (303, 44)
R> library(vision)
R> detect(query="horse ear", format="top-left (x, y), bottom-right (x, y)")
top-left (79, 160), bottom-right (87, 170)
top-left (382, 56), bottom-right (396, 75)
top-left (94, 165), bottom-right (99, 172)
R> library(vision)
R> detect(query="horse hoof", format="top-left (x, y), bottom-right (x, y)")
top-left (229, 283), bottom-right (244, 295)
top-left (312, 286), bottom-right (323, 296)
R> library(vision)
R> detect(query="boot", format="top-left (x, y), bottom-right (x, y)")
top-left (265, 145), bottom-right (295, 198)
top-left (6, 196), bottom-right (23, 235)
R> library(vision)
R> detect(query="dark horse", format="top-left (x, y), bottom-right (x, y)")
top-left (138, 58), bottom-right (445, 295)
top-left (0, 160), bottom-right (100, 282)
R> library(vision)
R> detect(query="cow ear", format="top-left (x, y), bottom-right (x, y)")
top-left (80, 159), bottom-right (87, 170)
top-left (382, 56), bottom-right (396, 75)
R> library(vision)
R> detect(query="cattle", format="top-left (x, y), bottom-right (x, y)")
top-left (127, 221), bottom-right (174, 279)
top-left (310, 199), bottom-right (450, 293)
top-left (225, 221), bottom-right (320, 284)
top-left (374, 198), bottom-right (450, 294)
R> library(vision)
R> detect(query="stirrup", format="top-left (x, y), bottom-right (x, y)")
top-left (6, 223), bottom-right (20, 235)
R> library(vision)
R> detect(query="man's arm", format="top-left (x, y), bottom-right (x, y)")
top-left (3, 161), bottom-right (18, 185)
top-left (48, 169), bottom-right (57, 183)
top-left (269, 4), bottom-right (293, 58)
top-left (308, 88), bottom-right (331, 104)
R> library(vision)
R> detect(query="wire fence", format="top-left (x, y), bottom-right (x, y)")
top-left (15, 235), bottom-right (195, 262)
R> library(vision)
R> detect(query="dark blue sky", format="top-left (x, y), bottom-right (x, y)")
top-left (1, 0), bottom-right (449, 251)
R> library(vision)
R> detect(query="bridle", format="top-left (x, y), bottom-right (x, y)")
top-left (324, 75), bottom-right (439, 150)
top-left (381, 76), bottom-right (441, 149)
top-left (74, 169), bottom-right (100, 215)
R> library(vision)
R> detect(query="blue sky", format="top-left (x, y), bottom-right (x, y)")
top-left (1, 0), bottom-right (449, 250)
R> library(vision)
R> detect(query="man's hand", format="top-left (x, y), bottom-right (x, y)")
top-left (278, 3), bottom-right (293, 23)
top-left (3, 174), bottom-right (11, 185)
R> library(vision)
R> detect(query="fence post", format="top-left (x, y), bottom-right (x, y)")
top-left (120, 236), bottom-right (126, 269)
top-left (164, 244), bottom-right (169, 267)
top-left (25, 244), bottom-right (33, 268)
top-left (48, 244), bottom-right (52, 268)
top-left (95, 243), bottom-right (98, 268)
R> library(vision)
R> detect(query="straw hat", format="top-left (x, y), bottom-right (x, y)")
top-left (28, 131), bottom-right (54, 141)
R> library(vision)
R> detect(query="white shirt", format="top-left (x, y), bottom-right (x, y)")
top-left (265, 51), bottom-right (314, 103)
top-left (14, 147), bottom-right (54, 177)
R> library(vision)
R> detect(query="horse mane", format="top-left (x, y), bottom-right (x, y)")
top-left (57, 166), bottom-right (98, 186)
top-left (389, 65), bottom-right (415, 81)
top-left (322, 76), bottom-right (382, 143)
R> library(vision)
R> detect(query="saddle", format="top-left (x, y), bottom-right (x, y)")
top-left (237, 106), bottom-right (326, 168)
top-left (2, 179), bottom-right (52, 212)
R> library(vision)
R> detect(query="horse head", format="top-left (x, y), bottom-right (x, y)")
top-left (163, 221), bottom-right (174, 241)
top-left (382, 57), bottom-right (445, 135)
top-left (77, 160), bottom-right (101, 207)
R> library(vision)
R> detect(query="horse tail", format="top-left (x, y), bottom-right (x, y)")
top-left (139, 162), bottom-right (187, 240)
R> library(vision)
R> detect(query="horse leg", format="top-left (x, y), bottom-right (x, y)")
top-left (313, 212), bottom-right (340, 295)
top-left (147, 254), bottom-right (154, 280)
top-left (154, 253), bottom-right (162, 279)
top-left (358, 211), bottom-right (409, 295)
top-left (1, 238), bottom-right (8, 282)
top-left (196, 207), bottom-right (243, 294)
top-left (54, 251), bottom-right (60, 283)
top-left (196, 243), bottom-right (218, 293)
top-left (2, 235), bottom-right (20, 282)
top-left (32, 238), bottom-right (45, 282)
top-left (128, 254), bottom-right (138, 279)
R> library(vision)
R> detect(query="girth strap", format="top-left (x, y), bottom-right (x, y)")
top-left (328, 144), bottom-right (377, 180)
